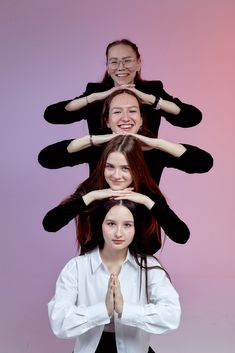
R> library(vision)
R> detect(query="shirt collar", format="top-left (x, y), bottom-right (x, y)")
top-left (90, 247), bottom-right (137, 273)
top-left (90, 247), bottom-right (103, 273)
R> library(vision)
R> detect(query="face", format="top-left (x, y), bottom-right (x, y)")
top-left (102, 205), bottom-right (135, 253)
top-left (104, 152), bottom-right (133, 190)
top-left (107, 93), bottom-right (143, 133)
top-left (107, 44), bottom-right (141, 86)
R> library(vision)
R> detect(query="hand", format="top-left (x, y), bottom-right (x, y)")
top-left (113, 274), bottom-right (123, 316)
top-left (114, 191), bottom-right (154, 210)
top-left (83, 188), bottom-right (134, 206)
top-left (129, 133), bottom-right (158, 151)
top-left (92, 133), bottom-right (124, 146)
top-left (122, 86), bottom-right (155, 105)
top-left (105, 274), bottom-right (115, 317)
top-left (91, 84), bottom-right (135, 102)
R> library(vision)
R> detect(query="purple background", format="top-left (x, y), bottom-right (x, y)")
top-left (1, 0), bottom-right (234, 352)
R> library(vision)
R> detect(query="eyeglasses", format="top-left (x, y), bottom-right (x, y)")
top-left (108, 58), bottom-right (136, 69)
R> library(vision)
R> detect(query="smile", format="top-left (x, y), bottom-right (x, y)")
top-left (118, 124), bottom-right (134, 130)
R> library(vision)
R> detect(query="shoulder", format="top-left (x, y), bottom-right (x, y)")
top-left (136, 80), bottom-right (164, 90)
top-left (85, 82), bottom-right (110, 92)
top-left (61, 253), bottom-right (90, 273)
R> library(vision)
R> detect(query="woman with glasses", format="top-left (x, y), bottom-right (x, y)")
top-left (44, 38), bottom-right (202, 137)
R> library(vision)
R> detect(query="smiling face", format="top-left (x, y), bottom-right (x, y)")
top-left (107, 44), bottom-right (141, 86)
top-left (106, 93), bottom-right (143, 133)
top-left (102, 205), bottom-right (135, 254)
top-left (104, 151), bottom-right (133, 190)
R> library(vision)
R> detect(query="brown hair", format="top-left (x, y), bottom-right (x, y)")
top-left (81, 198), bottom-right (170, 300)
top-left (64, 135), bottom-right (163, 252)
top-left (100, 88), bottom-right (151, 136)
top-left (101, 38), bottom-right (143, 84)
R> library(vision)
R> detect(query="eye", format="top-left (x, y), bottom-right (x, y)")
top-left (105, 163), bottom-right (114, 169)
top-left (122, 166), bottom-right (130, 172)
top-left (129, 108), bottom-right (138, 113)
top-left (124, 223), bottom-right (133, 228)
top-left (107, 221), bottom-right (115, 227)
top-left (110, 60), bottom-right (118, 65)
top-left (124, 59), bottom-right (132, 64)
top-left (112, 109), bottom-right (122, 115)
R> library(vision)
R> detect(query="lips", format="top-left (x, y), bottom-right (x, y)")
top-left (118, 124), bottom-right (134, 131)
top-left (112, 240), bottom-right (125, 244)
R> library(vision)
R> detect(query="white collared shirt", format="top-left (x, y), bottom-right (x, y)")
top-left (48, 248), bottom-right (181, 353)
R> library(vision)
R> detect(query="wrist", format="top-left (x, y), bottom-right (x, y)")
top-left (152, 96), bottom-right (162, 110)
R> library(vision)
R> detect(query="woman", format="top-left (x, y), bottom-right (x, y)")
top-left (38, 89), bottom-right (213, 185)
top-left (44, 38), bottom-right (202, 136)
top-left (48, 199), bottom-right (181, 353)
top-left (43, 135), bottom-right (190, 254)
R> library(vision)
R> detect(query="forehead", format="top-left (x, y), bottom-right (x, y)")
top-left (104, 205), bottom-right (134, 221)
top-left (107, 44), bottom-right (137, 59)
top-left (109, 93), bottom-right (139, 109)
top-left (106, 151), bottom-right (128, 165)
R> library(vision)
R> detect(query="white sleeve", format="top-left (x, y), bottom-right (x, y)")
top-left (48, 259), bottom-right (110, 338)
top-left (120, 264), bottom-right (181, 334)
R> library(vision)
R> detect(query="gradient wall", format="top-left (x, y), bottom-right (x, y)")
top-left (1, 0), bottom-right (234, 352)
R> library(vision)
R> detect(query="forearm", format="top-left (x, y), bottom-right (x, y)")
top-left (150, 200), bottom-right (190, 244)
top-left (157, 99), bottom-right (181, 115)
top-left (154, 139), bottom-right (186, 157)
top-left (67, 135), bottom-right (91, 153)
top-left (43, 197), bottom-right (87, 232)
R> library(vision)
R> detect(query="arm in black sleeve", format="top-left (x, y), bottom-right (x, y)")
top-left (38, 140), bottom-right (92, 169)
top-left (141, 80), bottom-right (202, 128)
top-left (44, 99), bottom-right (87, 124)
top-left (161, 96), bottom-right (202, 128)
top-left (154, 144), bottom-right (213, 175)
top-left (43, 196), bottom-right (87, 232)
top-left (174, 144), bottom-right (214, 173)
top-left (150, 195), bottom-right (190, 244)
top-left (43, 82), bottom-right (107, 125)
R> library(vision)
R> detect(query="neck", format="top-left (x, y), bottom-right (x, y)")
top-left (99, 246), bottom-right (128, 273)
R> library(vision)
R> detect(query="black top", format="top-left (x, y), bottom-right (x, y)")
top-left (44, 80), bottom-right (202, 136)
top-left (42, 192), bottom-right (190, 254)
top-left (38, 140), bottom-right (213, 185)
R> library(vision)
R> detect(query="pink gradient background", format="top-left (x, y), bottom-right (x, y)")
top-left (1, 0), bottom-right (234, 352)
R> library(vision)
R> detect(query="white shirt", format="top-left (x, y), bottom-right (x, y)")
top-left (48, 248), bottom-right (181, 353)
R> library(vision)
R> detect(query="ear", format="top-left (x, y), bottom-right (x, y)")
top-left (106, 119), bottom-right (110, 128)
top-left (137, 58), bottom-right (141, 72)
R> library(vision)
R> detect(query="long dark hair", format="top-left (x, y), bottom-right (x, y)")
top-left (101, 39), bottom-right (143, 85)
top-left (62, 135), bottom-right (163, 252)
top-left (83, 199), bottom-right (170, 301)
top-left (67, 134), bottom-right (162, 200)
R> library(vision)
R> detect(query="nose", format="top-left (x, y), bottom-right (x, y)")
top-left (113, 168), bottom-right (121, 179)
top-left (117, 60), bottom-right (125, 69)
top-left (120, 110), bottom-right (130, 121)
top-left (115, 226), bottom-right (122, 238)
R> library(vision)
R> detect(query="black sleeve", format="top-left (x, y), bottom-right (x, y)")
top-left (139, 80), bottom-right (202, 128)
top-left (154, 144), bottom-right (214, 174)
top-left (150, 195), bottom-right (190, 244)
top-left (174, 144), bottom-right (214, 173)
top-left (43, 82), bottom-right (100, 125)
top-left (43, 196), bottom-right (87, 232)
top-left (38, 139), bottom-right (92, 169)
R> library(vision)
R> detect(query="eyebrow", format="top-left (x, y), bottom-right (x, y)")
top-left (106, 162), bottom-right (129, 167)
top-left (110, 105), bottom-right (138, 110)
top-left (105, 218), bottom-right (134, 223)
top-left (108, 55), bottom-right (133, 60)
